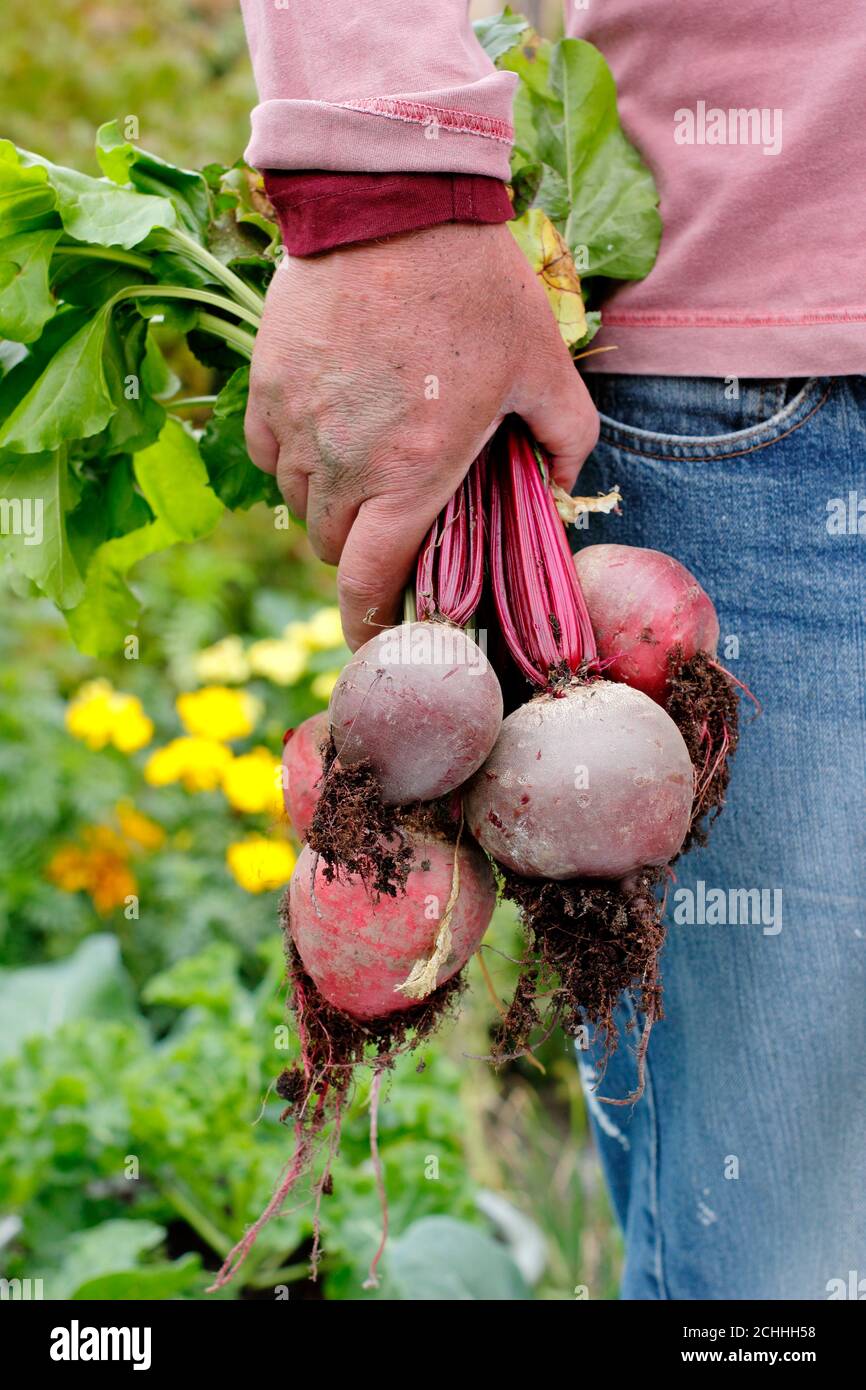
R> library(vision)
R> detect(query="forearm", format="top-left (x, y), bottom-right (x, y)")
top-left (239, 0), bottom-right (515, 177)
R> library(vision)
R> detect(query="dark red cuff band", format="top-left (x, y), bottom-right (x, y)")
top-left (263, 170), bottom-right (513, 256)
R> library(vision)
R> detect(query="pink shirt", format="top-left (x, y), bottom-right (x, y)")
top-left (240, 1), bottom-right (866, 377)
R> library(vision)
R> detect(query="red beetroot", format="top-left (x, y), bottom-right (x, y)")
top-left (574, 544), bottom-right (719, 704)
top-left (465, 680), bottom-right (694, 880)
top-left (328, 622), bottom-right (503, 805)
top-left (281, 712), bottom-right (329, 839)
top-left (289, 834), bottom-right (495, 1019)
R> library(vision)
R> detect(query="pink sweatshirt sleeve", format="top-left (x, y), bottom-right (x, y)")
top-left (239, 1), bottom-right (516, 179)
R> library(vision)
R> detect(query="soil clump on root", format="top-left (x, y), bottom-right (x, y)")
top-left (306, 735), bottom-right (462, 896)
top-left (494, 868), bottom-right (666, 1102)
top-left (665, 649), bottom-right (740, 851)
top-left (305, 735), bottom-right (413, 896)
top-left (278, 935), bottom-right (465, 1112)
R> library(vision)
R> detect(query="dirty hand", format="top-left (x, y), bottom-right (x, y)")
top-left (245, 220), bottom-right (599, 649)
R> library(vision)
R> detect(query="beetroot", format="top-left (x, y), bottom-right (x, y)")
top-left (328, 622), bottom-right (503, 805)
top-left (573, 543), bottom-right (719, 704)
top-left (465, 680), bottom-right (693, 880)
top-left (572, 543), bottom-right (752, 845)
top-left (281, 712), bottom-right (329, 838)
top-left (289, 832), bottom-right (495, 1019)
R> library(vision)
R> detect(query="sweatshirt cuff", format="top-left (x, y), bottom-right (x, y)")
top-left (263, 170), bottom-right (513, 256)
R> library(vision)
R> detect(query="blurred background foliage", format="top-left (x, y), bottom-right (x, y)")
top-left (0, 0), bottom-right (618, 1300)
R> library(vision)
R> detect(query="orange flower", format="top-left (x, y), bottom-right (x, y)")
top-left (46, 828), bottom-right (138, 916)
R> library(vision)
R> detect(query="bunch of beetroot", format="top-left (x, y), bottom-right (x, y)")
top-left (212, 419), bottom-right (749, 1290)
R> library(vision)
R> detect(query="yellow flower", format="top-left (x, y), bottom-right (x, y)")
top-left (299, 606), bottom-right (345, 651)
top-left (310, 669), bottom-right (340, 703)
top-left (221, 747), bottom-right (284, 816)
top-left (111, 701), bottom-right (155, 753)
top-left (193, 636), bottom-right (250, 685)
top-left (46, 826), bottom-right (138, 915)
top-left (144, 737), bottom-right (233, 792)
top-left (226, 835), bottom-right (296, 893)
top-left (66, 679), bottom-right (154, 753)
top-left (246, 637), bottom-right (307, 687)
top-left (176, 686), bottom-right (261, 742)
top-left (116, 799), bottom-right (166, 851)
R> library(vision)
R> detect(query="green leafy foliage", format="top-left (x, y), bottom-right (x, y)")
top-left (0, 127), bottom-right (273, 652)
top-left (472, 6), bottom-right (530, 62)
top-left (378, 1216), bottom-right (530, 1300)
top-left (1, 13), bottom-right (658, 653)
top-left (476, 16), bottom-right (662, 293)
top-left (0, 934), bottom-right (137, 1060)
top-left (0, 228), bottom-right (61, 341)
top-left (96, 121), bottom-right (211, 238)
top-left (0, 446), bottom-right (84, 605)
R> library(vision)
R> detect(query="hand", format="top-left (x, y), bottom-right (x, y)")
top-left (245, 221), bottom-right (599, 649)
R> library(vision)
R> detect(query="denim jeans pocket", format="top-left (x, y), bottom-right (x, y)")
top-left (584, 374), bottom-right (833, 462)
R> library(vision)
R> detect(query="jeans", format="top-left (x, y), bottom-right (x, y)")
top-left (574, 374), bottom-right (866, 1300)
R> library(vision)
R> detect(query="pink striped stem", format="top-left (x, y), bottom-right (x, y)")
top-left (416, 446), bottom-right (487, 627)
top-left (489, 420), bottom-right (597, 687)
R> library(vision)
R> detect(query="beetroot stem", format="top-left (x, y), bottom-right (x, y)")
top-left (489, 419), bottom-right (597, 686)
top-left (415, 447), bottom-right (487, 627)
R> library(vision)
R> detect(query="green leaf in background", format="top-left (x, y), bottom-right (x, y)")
top-left (65, 516), bottom-right (176, 654)
top-left (379, 1216), bottom-right (531, 1300)
top-left (135, 293), bottom-right (199, 334)
top-left (208, 162), bottom-right (279, 257)
top-left (510, 162), bottom-right (543, 218)
top-left (73, 1253), bottom-right (203, 1300)
top-left (0, 445), bottom-right (83, 606)
top-left (15, 146), bottom-right (177, 249)
top-left (0, 302), bottom-right (114, 452)
top-left (104, 455), bottom-right (154, 534)
top-left (102, 309), bottom-right (166, 454)
top-left (65, 419), bottom-right (224, 653)
top-left (0, 228), bottom-right (60, 341)
top-left (66, 460), bottom-right (154, 579)
top-left (133, 417), bottom-right (223, 541)
top-left (0, 306), bottom-right (86, 416)
top-left (534, 165), bottom-right (571, 223)
top-left (500, 28), bottom-right (555, 108)
top-left (212, 364), bottom-right (249, 419)
top-left (200, 407), bottom-right (281, 511)
top-left (473, 6), bottom-right (530, 63)
top-left (49, 1219), bottom-right (166, 1301)
top-left (0, 139), bottom-right (58, 236)
top-left (551, 40), bottom-right (661, 281)
top-left (140, 328), bottom-right (180, 401)
top-left (0, 935), bottom-right (137, 1061)
top-left (96, 120), bottom-right (210, 239)
top-left (50, 248), bottom-right (144, 312)
top-left (142, 943), bottom-right (242, 1015)
top-left (492, 28), bottom-right (661, 287)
